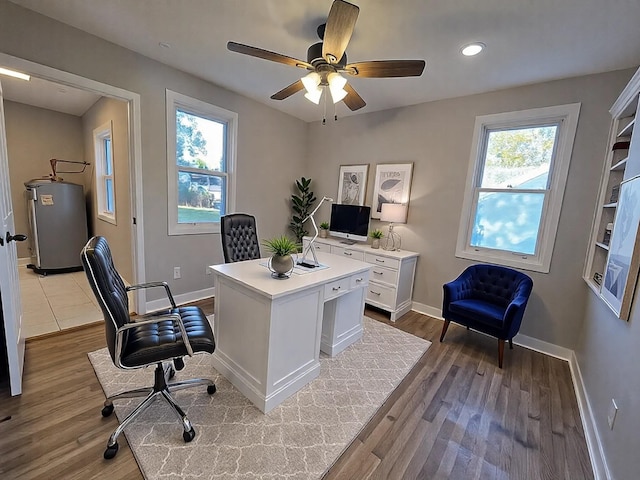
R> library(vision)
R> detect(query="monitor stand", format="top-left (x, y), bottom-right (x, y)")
top-left (340, 240), bottom-right (357, 245)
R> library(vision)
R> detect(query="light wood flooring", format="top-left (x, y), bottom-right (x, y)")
top-left (0, 301), bottom-right (594, 479)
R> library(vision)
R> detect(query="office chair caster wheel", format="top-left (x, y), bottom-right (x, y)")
top-left (104, 442), bottom-right (119, 459)
top-left (207, 384), bottom-right (216, 395)
top-left (101, 404), bottom-right (114, 417)
top-left (183, 427), bottom-right (196, 443)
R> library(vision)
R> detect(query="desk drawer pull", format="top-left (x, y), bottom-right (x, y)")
top-left (369, 290), bottom-right (381, 296)
top-left (373, 270), bottom-right (384, 275)
top-left (343, 252), bottom-right (353, 256)
top-left (355, 277), bottom-right (363, 283)
top-left (375, 259), bottom-right (385, 263)
top-left (332, 286), bottom-right (341, 291)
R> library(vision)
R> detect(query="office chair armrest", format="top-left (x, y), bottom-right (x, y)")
top-left (126, 281), bottom-right (177, 308)
top-left (116, 313), bottom-right (195, 360)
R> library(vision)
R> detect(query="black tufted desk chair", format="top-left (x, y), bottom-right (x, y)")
top-left (220, 213), bottom-right (261, 263)
top-left (81, 236), bottom-right (216, 459)
top-left (441, 264), bottom-right (533, 368)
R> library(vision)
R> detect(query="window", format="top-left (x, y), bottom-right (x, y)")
top-left (94, 121), bottom-right (116, 224)
top-left (166, 90), bottom-right (237, 235)
top-left (456, 104), bottom-right (580, 273)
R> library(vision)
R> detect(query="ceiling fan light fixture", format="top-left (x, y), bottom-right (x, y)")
top-left (461, 42), bottom-right (485, 57)
top-left (327, 72), bottom-right (348, 104)
top-left (304, 89), bottom-right (322, 104)
top-left (301, 72), bottom-right (321, 94)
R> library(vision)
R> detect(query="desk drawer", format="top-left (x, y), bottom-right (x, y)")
top-left (366, 282), bottom-right (396, 309)
top-left (350, 270), bottom-right (369, 289)
top-left (307, 241), bottom-right (330, 253)
top-left (324, 277), bottom-right (351, 300)
top-left (365, 253), bottom-right (400, 271)
top-left (369, 264), bottom-right (397, 286)
top-left (331, 246), bottom-right (365, 261)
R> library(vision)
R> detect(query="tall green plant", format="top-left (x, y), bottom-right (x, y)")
top-left (289, 177), bottom-right (316, 244)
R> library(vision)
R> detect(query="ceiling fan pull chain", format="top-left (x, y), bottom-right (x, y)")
top-left (322, 86), bottom-right (327, 125)
top-left (334, 101), bottom-right (338, 122)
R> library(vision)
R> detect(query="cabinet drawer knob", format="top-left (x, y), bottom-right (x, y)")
top-left (375, 259), bottom-right (385, 263)
top-left (344, 252), bottom-right (352, 256)
top-left (373, 270), bottom-right (383, 275)
top-left (370, 290), bottom-right (381, 296)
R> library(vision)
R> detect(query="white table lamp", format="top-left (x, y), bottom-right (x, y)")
top-left (380, 203), bottom-right (408, 251)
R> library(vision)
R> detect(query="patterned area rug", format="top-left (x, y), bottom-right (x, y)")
top-left (88, 317), bottom-right (430, 479)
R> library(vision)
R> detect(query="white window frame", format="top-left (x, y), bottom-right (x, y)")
top-left (166, 89), bottom-right (237, 235)
top-left (455, 103), bottom-right (581, 273)
top-left (93, 121), bottom-right (116, 225)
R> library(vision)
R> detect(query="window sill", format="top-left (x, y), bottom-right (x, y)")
top-left (98, 214), bottom-right (117, 226)
top-left (455, 249), bottom-right (549, 274)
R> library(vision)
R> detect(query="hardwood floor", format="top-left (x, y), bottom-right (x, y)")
top-left (0, 303), bottom-right (593, 480)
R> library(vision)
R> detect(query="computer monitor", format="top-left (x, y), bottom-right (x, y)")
top-left (329, 204), bottom-right (371, 244)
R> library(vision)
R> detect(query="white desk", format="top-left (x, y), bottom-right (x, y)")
top-left (210, 252), bottom-right (370, 413)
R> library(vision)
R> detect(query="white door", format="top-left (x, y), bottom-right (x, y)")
top-left (0, 80), bottom-right (25, 396)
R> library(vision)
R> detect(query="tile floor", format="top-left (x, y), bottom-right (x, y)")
top-left (19, 265), bottom-right (103, 339)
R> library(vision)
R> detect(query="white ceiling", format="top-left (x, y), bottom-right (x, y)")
top-left (5, 0), bottom-right (640, 122)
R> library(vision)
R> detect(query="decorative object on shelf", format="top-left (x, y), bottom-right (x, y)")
top-left (610, 185), bottom-right (620, 203)
top-left (319, 222), bottom-right (330, 238)
top-left (603, 223), bottom-right (613, 246)
top-left (601, 176), bottom-right (640, 320)
top-left (369, 229), bottom-right (383, 249)
top-left (262, 236), bottom-right (299, 279)
top-left (337, 164), bottom-right (369, 205)
top-left (380, 203), bottom-right (408, 251)
top-left (371, 163), bottom-right (413, 219)
top-left (593, 272), bottom-right (603, 285)
top-left (298, 196), bottom-right (334, 268)
top-left (289, 177), bottom-right (316, 244)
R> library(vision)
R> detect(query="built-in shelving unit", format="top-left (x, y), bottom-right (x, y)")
top-left (584, 67), bottom-right (640, 294)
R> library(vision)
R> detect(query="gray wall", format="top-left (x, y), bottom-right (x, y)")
top-left (4, 100), bottom-right (85, 258)
top-left (82, 96), bottom-right (133, 283)
top-left (0, 0), bottom-right (308, 300)
top-left (306, 68), bottom-right (635, 350)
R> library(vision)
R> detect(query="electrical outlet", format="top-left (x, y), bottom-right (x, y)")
top-left (607, 398), bottom-right (618, 430)
top-left (173, 267), bottom-right (181, 279)
top-left (206, 266), bottom-right (213, 275)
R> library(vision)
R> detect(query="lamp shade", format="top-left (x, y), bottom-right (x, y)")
top-left (380, 203), bottom-right (408, 224)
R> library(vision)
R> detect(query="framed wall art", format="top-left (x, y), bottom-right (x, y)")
top-left (601, 175), bottom-right (640, 320)
top-left (371, 163), bottom-right (413, 219)
top-left (337, 164), bottom-right (369, 205)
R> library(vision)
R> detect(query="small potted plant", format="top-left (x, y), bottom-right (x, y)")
top-left (262, 235), bottom-right (299, 278)
top-left (319, 222), bottom-right (330, 238)
top-left (370, 229), bottom-right (384, 249)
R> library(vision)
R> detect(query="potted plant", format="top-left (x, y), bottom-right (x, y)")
top-left (262, 235), bottom-right (299, 278)
top-left (289, 177), bottom-right (316, 245)
top-left (370, 229), bottom-right (384, 249)
top-left (319, 222), bottom-right (330, 238)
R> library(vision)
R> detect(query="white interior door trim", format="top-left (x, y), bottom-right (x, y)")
top-left (0, 52), bottom-right (147, 312)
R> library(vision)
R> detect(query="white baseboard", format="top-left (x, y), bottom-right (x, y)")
top-left (145, 287), bottom-right (215, 312)
top-left (569, 352), bottom-right (611, 480)
top-left (410, 300), bottom-right (608, 479)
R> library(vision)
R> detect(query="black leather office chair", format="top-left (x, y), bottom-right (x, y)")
top-left (81, 236), bottom-right (216, 459)
top-left (220, 213), bottom-right (261, 262)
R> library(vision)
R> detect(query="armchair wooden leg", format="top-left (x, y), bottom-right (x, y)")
top-left (509, 338), bottom-right (513, 349)
top-left (440, 320), bottom-right (451, 343)
top-left (497, 339), bottom-right (506, 368)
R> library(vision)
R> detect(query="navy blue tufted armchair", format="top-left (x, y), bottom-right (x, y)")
top-left (441, 264), bottom-right (533, 368)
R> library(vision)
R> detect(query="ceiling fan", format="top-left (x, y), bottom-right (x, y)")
top-left (227, 0), bottom-right (426, 112)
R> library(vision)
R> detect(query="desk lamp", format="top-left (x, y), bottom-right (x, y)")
top-left (298, 196), bottom-right (334, 267)
top-left (380, 203), bottom-right (408, 251)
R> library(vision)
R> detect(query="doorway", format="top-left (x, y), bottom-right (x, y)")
top-left (0, 52), bottom-right (146, 329)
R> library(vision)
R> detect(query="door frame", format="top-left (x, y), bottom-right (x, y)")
top-left (0, 52), bottom-right (147, 311)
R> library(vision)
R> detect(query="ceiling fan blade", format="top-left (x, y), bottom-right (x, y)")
top-left (322, 0), bottom-right (359, 64)
top-left (345, 60), bottom-right (426, 78)
top-left (227, 42), bottom-right (312, 70)
top-left (343, 83), bottom-right (366, 111)
top-left (270, 80), bottom-right (305, 100)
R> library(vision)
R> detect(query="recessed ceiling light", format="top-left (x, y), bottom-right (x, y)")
top-left (461, 43), bottom-right (485, 57)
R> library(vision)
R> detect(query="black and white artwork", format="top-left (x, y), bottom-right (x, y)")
top-left (371, 163), bottom-right (413, 219)
top-left (337, 164), bottom-right (369, 205)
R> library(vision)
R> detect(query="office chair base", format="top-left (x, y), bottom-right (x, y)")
top-left (101, 361), bottom-right (216, 459)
